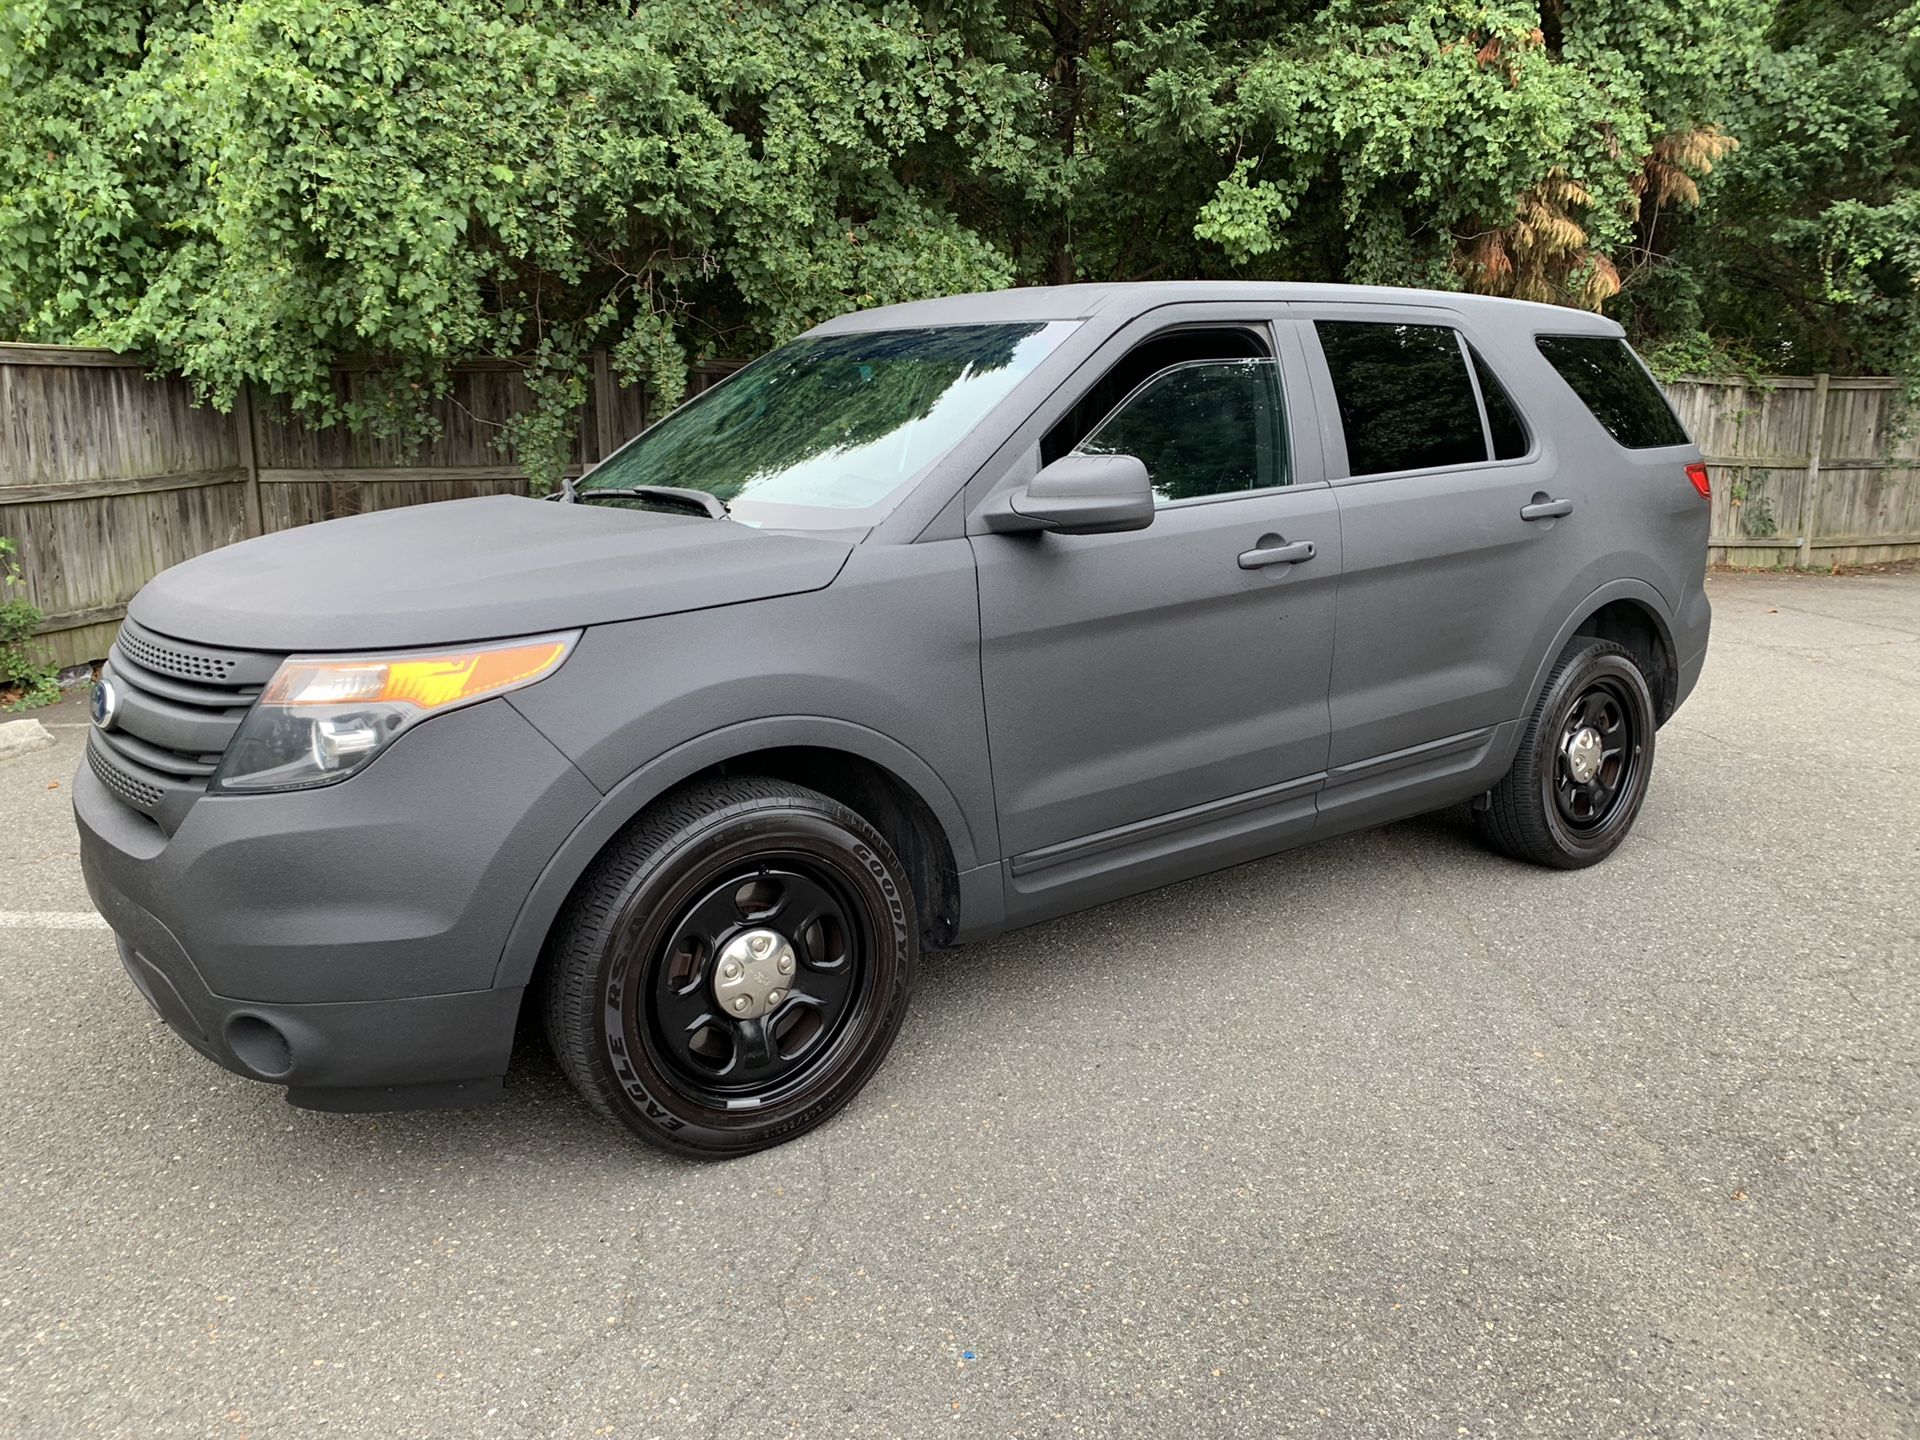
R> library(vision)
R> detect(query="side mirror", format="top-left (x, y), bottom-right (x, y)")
top-left (983, 454), bottom-right (1155, 536)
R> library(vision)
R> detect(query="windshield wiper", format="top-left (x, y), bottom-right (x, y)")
top-left (559, 482), bottom-right (728, 519)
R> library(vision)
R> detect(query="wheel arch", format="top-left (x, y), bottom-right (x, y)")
top-left (492, 717), bottom-right (980, 995)
top-left (1525, 580), bottom-right (1680, 726)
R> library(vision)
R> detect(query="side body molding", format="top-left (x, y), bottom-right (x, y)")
top-left (489, 715), bottom-right (991, 991)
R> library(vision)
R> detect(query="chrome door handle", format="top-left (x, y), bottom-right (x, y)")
top-left (1520, 497), bottom-right (1573, 521)
top-left (1238, 539), bottom-right (1316, 569)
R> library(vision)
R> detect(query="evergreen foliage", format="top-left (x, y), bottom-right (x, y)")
top-left (2, 0), bottom-right (1912, 482)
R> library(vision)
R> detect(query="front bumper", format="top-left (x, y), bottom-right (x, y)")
top-left (110, 931), bottom-right (518, 1111)
top-left (76, 698), bottom-right (600, 1109)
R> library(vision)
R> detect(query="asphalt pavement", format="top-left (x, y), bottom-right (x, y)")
top-left (1, 568), bottom-right (1916, 1439)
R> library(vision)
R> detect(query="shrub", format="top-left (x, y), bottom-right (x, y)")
top-left (0, 537), bottom-right (60, 711)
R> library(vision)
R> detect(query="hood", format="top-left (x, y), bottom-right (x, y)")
top-left (128, 495), bottom-right (853, 651)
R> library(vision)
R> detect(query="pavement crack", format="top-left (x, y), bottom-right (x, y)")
top-left (705, 1145), bottom-right (830, 1440)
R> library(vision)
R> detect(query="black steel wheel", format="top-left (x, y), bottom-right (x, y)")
top-left (1551, 677), bottom-right (1642, 833)
top-left (543, 776), bottom-right (916, 1157)
top-left (1475, 638), bottom-right (1656, 869)
top-left (640, 857), bottom-right (870, 1106)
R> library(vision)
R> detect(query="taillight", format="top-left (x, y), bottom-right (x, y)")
top-left (1685, 461), bottom-right (1711, 498)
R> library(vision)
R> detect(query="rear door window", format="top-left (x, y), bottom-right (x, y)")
top-left (1314, 321), bottom-right (1488, 477)
top-left (1535, 335), bottom-right (1689, 448)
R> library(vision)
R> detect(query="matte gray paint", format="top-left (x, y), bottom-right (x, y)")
top-left (504, 537), bottom-right (997, 855)
top-left (74, 281), bottom-right (1710, 1109)
top-left (77, 700), bottom-right (600, 1003)
top-left (974, 482), bottom-right (1343, 859)
top-left (129, 493), bottom-right (852, 650)
top-left (983, 453), bottom-right (1156, 534)
top-left (113, 932), bottom-right (520, 1102)
top-left (486, 710), bottom-right (1000, 994)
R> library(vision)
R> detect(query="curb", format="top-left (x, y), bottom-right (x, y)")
top-left (0, 718), bottom-right (57, 763)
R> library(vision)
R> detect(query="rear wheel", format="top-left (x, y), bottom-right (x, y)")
top-left (1475, 638), bottom-right (1655, 869)
top-left (542, 776), bottom-right (916, 1157)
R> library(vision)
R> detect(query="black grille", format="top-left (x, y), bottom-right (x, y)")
top-left (116, 627), bottom-right (240, 684)
top-left (88, 743), bottom-right (164, 810)
top-left (88, 619), bottom-right (284, 833)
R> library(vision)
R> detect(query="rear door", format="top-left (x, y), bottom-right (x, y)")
top-left (1296, 305), bottom-right (1586, 822)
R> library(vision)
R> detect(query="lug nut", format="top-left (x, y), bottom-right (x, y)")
top-left (777, 955), bottom-right (794, 974)
top-left (732, 996), bottom-right (750, 1012)
top-left (750, 935), bottom-right (770, 956)
top-left (721, 961), bottom-right (741, 979)
top-left (767, 989), bottom-right (784, 1006)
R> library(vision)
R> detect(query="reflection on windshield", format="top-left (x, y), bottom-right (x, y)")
top-left (579, 322), bottom-right (1076, 520)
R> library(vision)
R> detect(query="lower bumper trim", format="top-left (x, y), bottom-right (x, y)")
top-left (111, 932), bottom-right (523, 1100)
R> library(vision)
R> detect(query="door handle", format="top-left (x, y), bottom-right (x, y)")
top-left (1520, 496), bottom-right (1573, 521)
top-left (1237, 538), bottom-right (1317, 569)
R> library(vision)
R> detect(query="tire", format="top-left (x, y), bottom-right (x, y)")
top-left (542, 775), bottom-right (917, 1157)
top-left (1474, 638), bottom-right (1656, 870)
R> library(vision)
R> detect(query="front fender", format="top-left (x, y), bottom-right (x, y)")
top-left (489, 714), bottom-right (982, 991)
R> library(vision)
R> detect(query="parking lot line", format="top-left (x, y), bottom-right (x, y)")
top-left (0, 910), bottom-right (107, 929)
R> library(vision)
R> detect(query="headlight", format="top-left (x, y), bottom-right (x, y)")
top-left (210, 632), bottom-right (579, 793)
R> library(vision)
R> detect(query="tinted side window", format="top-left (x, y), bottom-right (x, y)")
top-left (1535, 335), bottom-right (1689, 448)
top-left (1316, 322), bottom-right (1486, 476)
top-left (1076, 359), bottom-right (1287, 504)
top-left (1043, 326), bottom-right (1268, 464)
top-left (1471, 348), bottom-right (1530, 460)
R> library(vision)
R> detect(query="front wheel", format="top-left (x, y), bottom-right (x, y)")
top-left (1475, 638), bottom-right (1656, 869)
top-left (542, 776), bottom-right (917, 1157)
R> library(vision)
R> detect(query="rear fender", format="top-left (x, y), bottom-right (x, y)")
top-left (1514, 577), bottom-right (1679, 752)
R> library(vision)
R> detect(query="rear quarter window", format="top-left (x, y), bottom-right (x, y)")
top-left (1535, 336), bottom-right (1689, 448)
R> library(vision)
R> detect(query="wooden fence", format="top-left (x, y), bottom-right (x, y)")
top-left (0, 345), bottom-right (739, 668)
top-left (2, 346), bottom-right (1915, 669)
top-left (1666, 374), bottom-right (1920, 569)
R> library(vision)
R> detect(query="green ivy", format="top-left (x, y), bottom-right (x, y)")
top-left (0, 0), bottom-right (1911, 479)
top-left (0, 537), bottom-right (60, 711)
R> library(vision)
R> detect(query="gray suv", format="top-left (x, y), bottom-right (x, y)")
top-left (75, 283), bottom-right (1711, 1155)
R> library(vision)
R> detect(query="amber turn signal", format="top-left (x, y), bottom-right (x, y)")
top-left (262, 638), bottom-right (573, 711)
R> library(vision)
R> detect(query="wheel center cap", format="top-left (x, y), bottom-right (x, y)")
top-left (1564, 726), bottom-right (1604, 784)
top-left (712, 928), bottom-right (796, 1021)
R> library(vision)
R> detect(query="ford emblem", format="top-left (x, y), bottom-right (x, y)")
top-left (91, 676), bottom-right (120, 732)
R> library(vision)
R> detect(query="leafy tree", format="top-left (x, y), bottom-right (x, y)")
top-left (1618, 0), bottom-right (1920, 378)
top-left (0, 0), bottom-right (1912, 484)
top-left (0, 0), bottom-right (1021, 479)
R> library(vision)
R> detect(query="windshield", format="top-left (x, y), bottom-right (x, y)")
top-left (577, 322), bottom-right (1077, 528)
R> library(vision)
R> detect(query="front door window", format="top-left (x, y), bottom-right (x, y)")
top-left (1074, 359), bottom-right (1289, 504)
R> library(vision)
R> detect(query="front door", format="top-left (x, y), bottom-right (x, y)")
top-left (971, 347), bottom-right (1341, 918)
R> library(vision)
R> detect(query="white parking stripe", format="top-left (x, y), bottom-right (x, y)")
top-left (0, 911), bottom-right (108, 930)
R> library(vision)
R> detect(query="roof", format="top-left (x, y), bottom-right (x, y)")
top-left (808, 281), bottom-right (1622, 336)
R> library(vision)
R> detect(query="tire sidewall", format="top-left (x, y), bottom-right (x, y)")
top-left (1535, 648), bottom-right (1656, 863)
top-left (592, 802), bottom-right (915, 1155)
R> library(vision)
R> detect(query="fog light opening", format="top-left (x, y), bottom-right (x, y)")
top-left (225, 1014), bottom-right (295, 1080)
